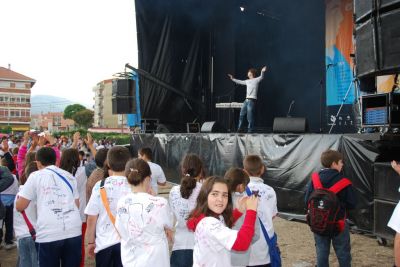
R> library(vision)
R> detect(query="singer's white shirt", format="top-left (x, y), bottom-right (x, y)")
top-left (231, 71), bottom-right (265, 99)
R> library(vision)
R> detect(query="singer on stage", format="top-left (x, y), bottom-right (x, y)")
top-left (228, 66), bottom-right (267, 133)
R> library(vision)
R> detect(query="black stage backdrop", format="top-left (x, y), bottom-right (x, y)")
top-left (131, 133), bottom-right (400, 232)
top-left (135, 0), bottom-right (326, 132)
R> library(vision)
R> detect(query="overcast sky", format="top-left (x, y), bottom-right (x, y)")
top-left (0, 0), bottom-right (138, 108)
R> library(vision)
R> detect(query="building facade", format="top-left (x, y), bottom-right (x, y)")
top-left (93, 79), bottom-right (126, 128)
top-left (0, 66), bottom-right (35, 132)
top-left (31, 112), bottom-right (74, 132)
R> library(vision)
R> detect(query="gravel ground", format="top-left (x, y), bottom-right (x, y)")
top-left (0, 183), bottom-right (394, 267)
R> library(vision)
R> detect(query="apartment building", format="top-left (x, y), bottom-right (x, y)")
top-left (93, 79), bottom-right (126, 128)
top-left (0, 66), bottom-right (35, 132)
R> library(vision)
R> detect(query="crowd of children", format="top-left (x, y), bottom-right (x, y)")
top-left (0, 129), bottom-right (365, 267)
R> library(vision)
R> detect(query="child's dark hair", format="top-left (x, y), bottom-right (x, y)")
top-left (188, 176), bottom-right (234, 228)
top-left (60, 148), bottom-right (80, 176)
top-left (107, 146), bottom-right (131, 172)
top-left (243, 155), bottom-right (264, 176)
top-left (321, 150), bottom-right (343, 168)
top-left (180, 154), bottom-right (204, 199)
top-left (125, 158), bottom-right (151, 186)
top-left (20, 162), bottom-right (39, 185)
top-left (95, 148), bottom-right (108, 168)
top-left (36, 147), bottom-right (56, 166)
top-left (224, 167), bottom-right (250, 192)
top-left (138, 147), bottom-right (153, 161)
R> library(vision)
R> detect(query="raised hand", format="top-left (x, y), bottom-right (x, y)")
top-left (84, 133), bottom-right (94, 146)
top-left (23, 131), bottom-right (30, 145)
top-left (228, 74), bottom-right (233, 79)
top-left (261, 66), bottom-right (267, 72)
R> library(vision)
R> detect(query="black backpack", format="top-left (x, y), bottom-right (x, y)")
top-left (306, 172), bottom-right (351, 237)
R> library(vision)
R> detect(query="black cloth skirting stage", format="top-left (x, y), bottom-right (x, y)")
top-left (130, 133), bottom-right (400, 236)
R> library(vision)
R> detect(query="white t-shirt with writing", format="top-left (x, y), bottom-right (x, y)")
top-left (193, 216), bottom-right (238, 267)
top-left (169, 182), bottom-right (201, 251)
top-left (148, 161), bottom-right (167, 195)
top-left (84, 175), bottom-right (131, 253)
top-left (388, 201), bottom-right (400, 233)
top-left (247, 176), bottom-right (278, 266)
top-left (13, 185), bottom-right (37, 240)
top-left (18, 166), bottom-right (81, 243)
top-left (75, 166), bottom-right (87, 222)
top-left (115, 192), bottom-right (173, 267)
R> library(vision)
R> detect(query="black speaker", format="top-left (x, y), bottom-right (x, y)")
top-left (112, 97), bottom-right (136, 114)
top-left (272, 117), bottom-right (308, 133)
top-left (112, 79), bottom-right (135, 97)
top-left (374, 162), bottom-right (400, 202)
top-left (355, 4), bottom-right (400, 77)
top-left (374, 199), bottom-right (397, 240)
top-left (200, 121), bottom-right (226, 133)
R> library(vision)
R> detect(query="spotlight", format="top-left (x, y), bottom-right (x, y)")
top-left (240, 6), bottom-right (245, 12)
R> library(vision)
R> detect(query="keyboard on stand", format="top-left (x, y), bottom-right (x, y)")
top-left (215, 102), bottom-right (243, 132)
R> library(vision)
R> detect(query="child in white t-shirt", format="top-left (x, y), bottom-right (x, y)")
top-left (85, 146), bottom-right (132, 267)
top-left (115, 158), bottom-right (173, 267)
top-left (169, 154), bottom-right (205, 267)
top-left (244, 155), bottom-right (278, 267)
top-left (187, 176), bottom-right (258, 267)
top-left (13, 161), bottom-right (38, 267)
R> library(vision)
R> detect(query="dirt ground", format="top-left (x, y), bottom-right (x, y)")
top-left (0, 217), bottom-right (394, 267)
top-left (0, 183), bottom-right (394, 267)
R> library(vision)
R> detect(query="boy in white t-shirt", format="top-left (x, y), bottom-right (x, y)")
top-left (16, 147), bottom-right (82, 267)
top-left (85, 146), bottom-right (132, 267)
top-left (138, 147), bottom-right (166, 194)
top-left (244, 155), bottom-right (278, 267)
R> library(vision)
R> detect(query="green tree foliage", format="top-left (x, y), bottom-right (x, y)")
top-left (63, 104), bottom-right (86, 120)
top-left (72, 109), bottom-right (94, 129)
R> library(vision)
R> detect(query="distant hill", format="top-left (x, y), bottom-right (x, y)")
top-left (31, 95), bottom-right (78, 115)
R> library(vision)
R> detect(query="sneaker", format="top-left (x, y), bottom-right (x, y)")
top-left (4, 242), bottom-right (17, 250)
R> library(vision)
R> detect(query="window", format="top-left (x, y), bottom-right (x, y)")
top-left (0, 81), bottom-right (10, 88)
top-left (15, 82), bottom-right (26, 89)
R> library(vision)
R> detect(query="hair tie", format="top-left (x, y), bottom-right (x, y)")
top-left (185, 173), bottom-right (191, 177)
top-left (130, 168), bottom-right (138, 173)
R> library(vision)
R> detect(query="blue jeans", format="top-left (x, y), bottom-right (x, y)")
top-left (313, 224), bottom-right (351, 267)
top-left (0, 203), bottom-right (14, 244)
top-left (36, 235), bottom-right (82, 267)
top-left (238, 99), bottom-right (256, 133)
top-left (170, 249), bottom-right (193, 267)
top-left (18, 236), bottom-right (38, 267)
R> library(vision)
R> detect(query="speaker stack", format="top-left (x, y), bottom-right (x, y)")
top-left (354, 0), bottom-right (400, 78)
top-left (112, 79), bottom-right (136, 114)
top-left (373, 162), bottom-right (400, 241)
top-left (272, 117), bottom-right (308, 133)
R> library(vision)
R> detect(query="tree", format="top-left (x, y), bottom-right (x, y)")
top-left (72, 109), bottom-right (94, 129)
top-left (63, 104), bottom-right (86, 120)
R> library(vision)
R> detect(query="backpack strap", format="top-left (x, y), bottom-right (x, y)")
top-left (311, 172), bottom-right (323, 189)
top-left (99, 179), bottom-right (120, 237)
top-left (329, 178), bottom-right (352, 194)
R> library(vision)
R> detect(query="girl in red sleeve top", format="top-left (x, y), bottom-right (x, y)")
top-left (187, 176), bottom-right (258, 267)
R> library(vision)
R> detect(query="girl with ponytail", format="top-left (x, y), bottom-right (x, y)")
top-left (115, 158), bottom-right (173, 267)
top-left (169, 154), bottom-right (205, 267)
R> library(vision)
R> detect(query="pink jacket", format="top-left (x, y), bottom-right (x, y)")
top-left (17, 145), bottom-right (61, 177)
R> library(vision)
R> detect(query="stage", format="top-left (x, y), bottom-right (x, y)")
top-left (130, 132), bottom-right (400, 237)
